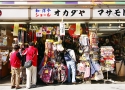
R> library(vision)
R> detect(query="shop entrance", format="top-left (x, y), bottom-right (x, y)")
top-left (0, 21), bottom-right (125, 85)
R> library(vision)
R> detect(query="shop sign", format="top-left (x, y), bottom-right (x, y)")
top-left (93, 8), bottom-right (125, 19)
top-left (0, 9), bottom-right (28, 20)
top-left (31, 8), bottom-right (90, 19)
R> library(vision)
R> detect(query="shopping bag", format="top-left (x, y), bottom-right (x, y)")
top-left (94, 71), bottom-right (104, 81)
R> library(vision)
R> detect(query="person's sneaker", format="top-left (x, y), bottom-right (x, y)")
top-left (11, 86), bottom-right (15, 89)
top-left (15, 86), bottom-right (22, 89)
top-left (26, 87), bottom-right (30, 89)
top-left (72, 82), bottom-right (76, 84)
top-left (31, 85), bottom-right (36, 88)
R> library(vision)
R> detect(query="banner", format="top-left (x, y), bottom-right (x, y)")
top-left (74, 23), bottom-right (80, 35)
top-left (13, 23), bottom-right (19, 36)
top-left (60, 22), bottom-right (65, 35)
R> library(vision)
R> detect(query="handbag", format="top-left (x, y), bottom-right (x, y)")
top-left (24, 50), bottom-right (36, 68)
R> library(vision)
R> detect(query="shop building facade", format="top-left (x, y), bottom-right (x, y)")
top-left (0, 0), bottom-right (125, 83)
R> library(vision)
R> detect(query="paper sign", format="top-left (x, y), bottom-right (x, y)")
top-left (60, 22), bottom-right (65, 35)
top-left (36, 30), bottom-right (42, 37)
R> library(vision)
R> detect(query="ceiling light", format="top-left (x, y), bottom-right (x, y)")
top-left (121, 24), bottom-right (123, 27)
top-left (109, 24), bottom-right (112, 27)
top-left (99, 29), bottom-right (120, 31)
top-left (97, 33), bottom-right (103, 35)
top-left (89, 21), bottom-right (125, 23)
top-left (0, 22), bottom-right (26, 24)
top-left (30, 21), bottom-right (85, 24)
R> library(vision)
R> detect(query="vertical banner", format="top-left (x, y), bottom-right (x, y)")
top-left (13, 23), bottom-right (19, 36)
top-left (60, 22), bottom-right (65, 35)
top-left (74, 23), bottom-right (80, 35)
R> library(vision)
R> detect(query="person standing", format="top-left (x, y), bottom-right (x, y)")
top-left (64, 45), bottom-right (76, 84)
top-left (10, 44), bottom-right (22, 89)
top-left (19, 43), bottom-right (26, 84)
top-left (23, 42), bottom-right (38, 89)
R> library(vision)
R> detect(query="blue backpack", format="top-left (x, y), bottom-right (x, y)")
top-left (64, 50), bottom-right (72, 61)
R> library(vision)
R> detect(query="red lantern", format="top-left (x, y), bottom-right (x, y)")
top-left (68, 24), bottom-right (79, 38)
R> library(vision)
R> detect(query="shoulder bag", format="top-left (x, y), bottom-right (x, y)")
top-left (24, 50), bottom-right (36, 68)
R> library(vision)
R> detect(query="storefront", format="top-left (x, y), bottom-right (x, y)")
top-left (0, 9), bottom-right (28, 79)
top-left (0, 2), bottom-right (125, 83)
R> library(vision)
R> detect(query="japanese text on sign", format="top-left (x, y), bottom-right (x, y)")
top-left (54, 9), bottom-right (85, 17)
top-left (36, 8), bottom-right (51, 17)
top-left (98, 9), bottom-right (125, 16)
top-left (34, 8), bottom-right (90, 18)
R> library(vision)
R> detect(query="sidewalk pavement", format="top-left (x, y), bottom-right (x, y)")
top-left (0, 84), bottom-right (125, 90)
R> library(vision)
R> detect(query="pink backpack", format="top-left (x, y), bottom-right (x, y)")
top-left (40, 67), bottom-right (53, 84)
top-left (55, 64), bottom-right (68, 83)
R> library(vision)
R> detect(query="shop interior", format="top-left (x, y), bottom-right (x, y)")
top-left (0, 21), bottom-right (125, 84)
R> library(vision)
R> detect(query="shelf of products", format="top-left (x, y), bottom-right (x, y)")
top-left (0, 50), bottom-right (10, 78)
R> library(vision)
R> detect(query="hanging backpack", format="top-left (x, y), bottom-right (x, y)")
top-left (55, 64), bottom-right (67, 83)
top-left (40, 66), bottom-right (54, 84)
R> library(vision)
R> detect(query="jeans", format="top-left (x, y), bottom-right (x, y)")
top-left (66, 60), bottom-right (76, 83)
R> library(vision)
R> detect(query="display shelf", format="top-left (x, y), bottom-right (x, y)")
top-left (0, 49), bottom-right (10, 78)
top-left (0, 46), bottom-right (12, 50)
top-left (100, 46), bottom-right (115, 84)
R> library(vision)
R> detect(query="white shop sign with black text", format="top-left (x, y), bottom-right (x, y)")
top-left (0, 9), bottom-right (28, 20)
top-left (93, 8), bottom-right (125, 19)
top-left (31, 8), bottom-right (90, 19)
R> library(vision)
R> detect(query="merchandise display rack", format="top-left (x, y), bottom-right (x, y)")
top-left (100, 46), bottom-right (115, 84)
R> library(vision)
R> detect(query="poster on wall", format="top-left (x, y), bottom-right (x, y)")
top-left (31, 8), bottom-right (90, 19)
top-left (36, 30), bottom-right (42, 37)
top-left (93, 8), bottom-right (125, 19)
top-left (0, 50), bottom-right (9, 69)
top-left (1, 30), bottom-right (6, 35)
